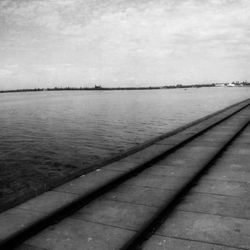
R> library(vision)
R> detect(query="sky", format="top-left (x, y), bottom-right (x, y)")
top-left (0, 0), bottom-right (249, 90)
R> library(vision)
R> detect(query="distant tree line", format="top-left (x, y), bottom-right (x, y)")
top-left (0, 81), bottom-right (249, 94)
top-left (162, 83), bottom-right (216, 89)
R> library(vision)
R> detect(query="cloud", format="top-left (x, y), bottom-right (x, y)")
top-left (0, 0), bottom-right (250, 88)
top-left (0, 68), bottom-right (13, 77)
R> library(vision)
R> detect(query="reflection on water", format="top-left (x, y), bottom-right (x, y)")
top-left (0, 87), bottom-right (249, 205)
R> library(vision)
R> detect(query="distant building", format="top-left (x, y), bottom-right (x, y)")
top-left (94, 85), bottom-right (102, 89)
top-left (214, 83), bottom-right (227, 87)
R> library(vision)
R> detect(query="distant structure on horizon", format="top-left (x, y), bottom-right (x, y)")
top-left (94, 85), bottom-right (102, 89)
top-left (214, 83), bottom-right (228, 87)
top-left (214, 81), bottom-right (250, 87)
top-left (0, 81), bottom-right (249, 93)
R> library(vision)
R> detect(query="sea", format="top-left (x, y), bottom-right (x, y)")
top-left (0, 87), bottom-right (250, 178)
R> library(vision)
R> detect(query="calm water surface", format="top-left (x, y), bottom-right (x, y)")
top-left (0, 88), bottom-right (250, 177)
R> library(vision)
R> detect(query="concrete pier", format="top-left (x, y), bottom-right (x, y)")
top-left (143, 124), bottom-right (250, 250)
top-left (0, 99), bottom-right (249, 250)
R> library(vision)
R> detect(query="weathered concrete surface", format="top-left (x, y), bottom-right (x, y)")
top-left (155, 210), bottom-right (250, 249)
top-left (142, 108), bottom-right (250, 250)
top-left (54, 169), bottom-right (126, 194)
top-left (143, 235), bottom-right (240, 250)
top-left (178, 192), bottom-right (250, 219)
top-left (0, 99), bottom-right (248, 250)
top-left (72, 199), bottom-right (157, 230)
top-left (18, 245), bottom-right (46, 250)
top-left (18, 191), bottom-right (79, 212)
top-left (191, 177), bottom-right (250, 197)
top-left (21, 219), bottom-right (133, 250)
top-left (0, 208), bottom-right (44, 241)
top-left (104, 185), bottom-right (175, 208)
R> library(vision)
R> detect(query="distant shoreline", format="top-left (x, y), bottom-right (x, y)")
top-left (1, 82), bottom-right (249, 94)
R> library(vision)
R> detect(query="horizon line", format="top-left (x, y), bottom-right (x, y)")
top-left (1, 82), bottom-right (250, 93)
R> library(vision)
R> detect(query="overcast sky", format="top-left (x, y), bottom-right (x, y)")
top-left (0, 0), bottom-right (249, 89)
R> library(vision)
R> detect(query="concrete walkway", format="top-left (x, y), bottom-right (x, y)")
top-left (143, 108), bottom-right (250, 250)
top-left (0, 99), bottom-right (249, 250)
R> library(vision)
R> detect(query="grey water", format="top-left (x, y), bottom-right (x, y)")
top-left (0, 87), bottom-right (250, 176)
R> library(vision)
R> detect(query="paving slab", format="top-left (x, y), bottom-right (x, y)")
top-left (203, 169), bottom-right (250, 183)
top-left (107, 182), bottom-right (168, 194)
top-left (125, 174), bottom-right (188, 190)
top-left (212, 162), bottom-right (250, 173)
top-left (103, 186), bottom-right (175, 208)
top-left (242, 125), bottom-right (250, 134)
top-left (156, 211), bottom-right (250, 250)
top-left (224, 146), bottom-right (250, 156)
top-left (139, 164), bottom-right (199, 178)
top-left (218, 153), bottom-right (249, 164)
top-left (200, 137), bottom-right (250, 182)
top-left (192, 178), bottom-right (250, 197)
top-left (71, 199), bottom-right (157, 231)
top-left (228, 136), bottom-right (250, 143)
top-left (177, 192), bottom-right (250, 219)
top-left (143, 235), bottom-right (240, 250)
top-left (204, 154), bottom-right (250, 181)
top-left (17, 218), bottom-right (134, 250)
